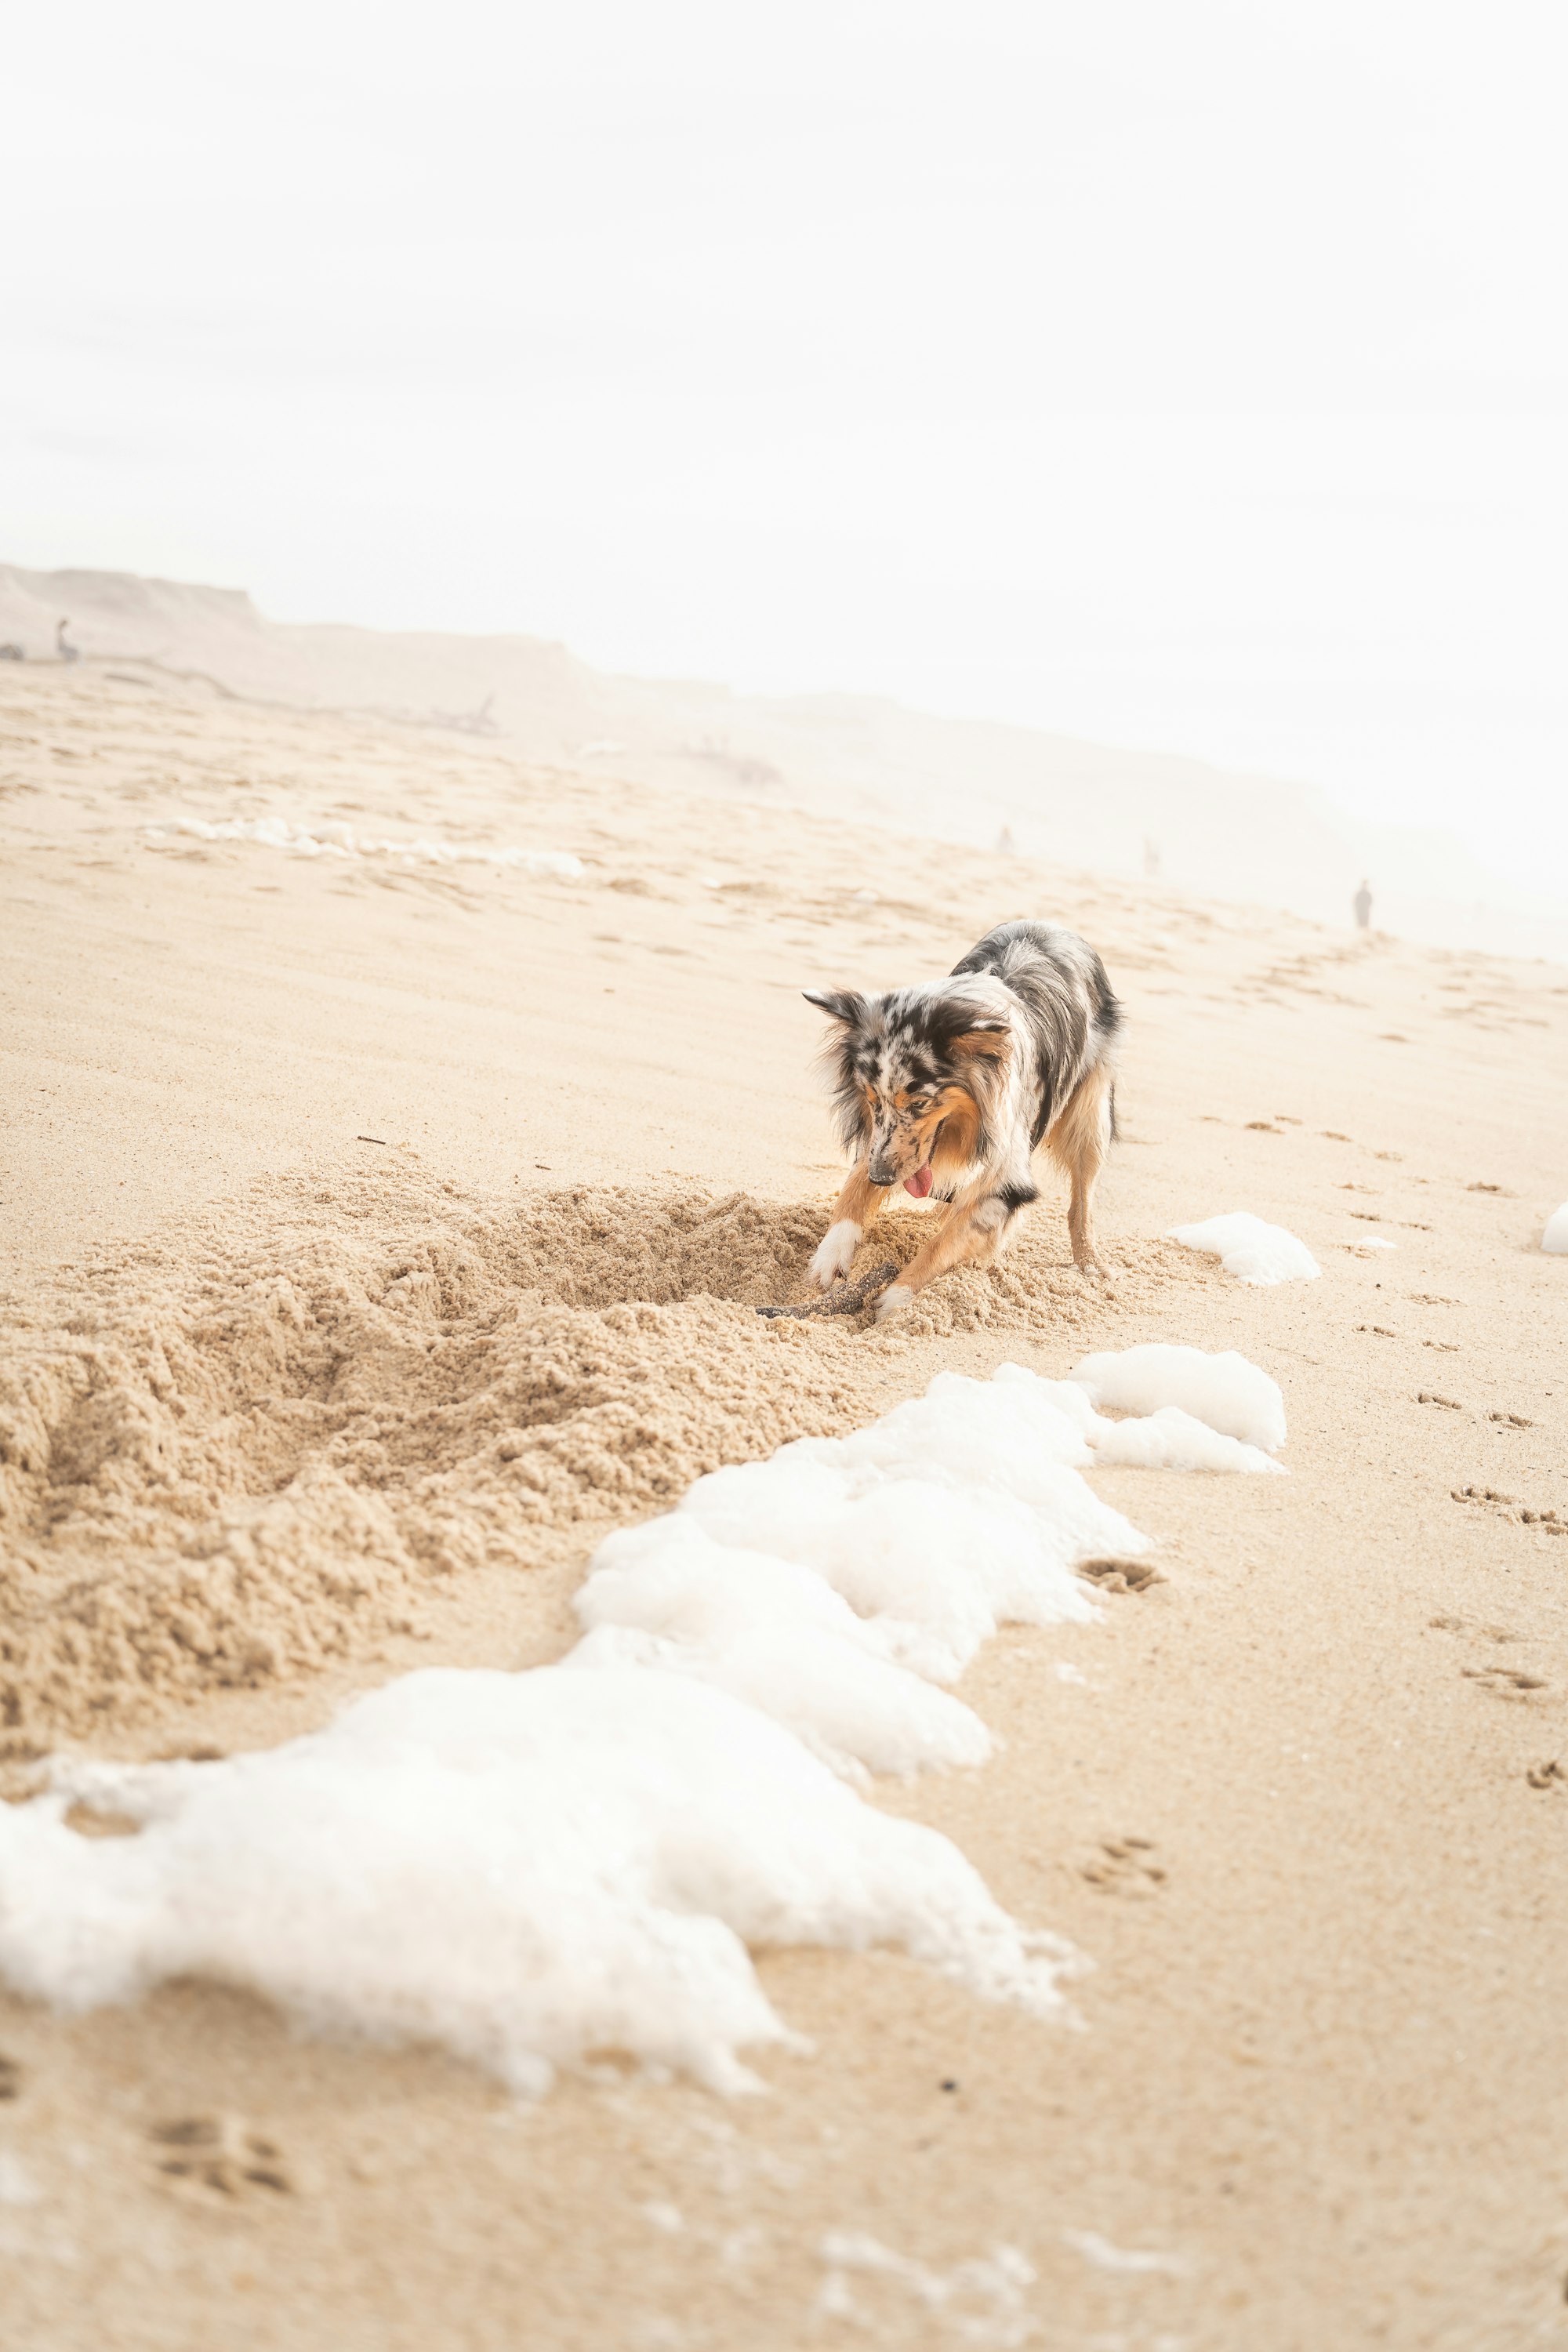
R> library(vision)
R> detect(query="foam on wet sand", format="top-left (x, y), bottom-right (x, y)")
top-left (1069, 1344), bottom-right (1287, 1453)
top-left (140, 815), bottom-right (583, 875)
top-left (0, 1668), bottom-right (1069, 2097)
top-left (1091, 1405), bottom-right (1284, 1475)
top-left (1167, 1210), bottom-right (1321, 1285)
top-left (0, 1358), bottom-right (1289, 2096)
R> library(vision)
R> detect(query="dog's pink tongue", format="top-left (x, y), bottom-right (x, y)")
top-left (904, 1165), bottom-right (934, 1198)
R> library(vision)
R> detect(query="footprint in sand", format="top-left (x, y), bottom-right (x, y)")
top-left (1428, 1613), bottom-right (1518, 1642)
top-left (1450, 1486), bottom-right (1567, 1535)
top-left (1417, 1392), bottom-right (1464, 1410)
top-left (1526, 1760), bottom-right (1566, 1791)
top-left (1461, 1665), bottom-right (1550, 1700)
top-left (1076, 1556), bottom-right (1167, 1596)
top-left (63, 1800), bottom-right (142, 1838)
top-left (149, 2114), bottom-right (297, 2201)
top-left (1428, 1618), bottom-right (1550, 1699)
top-left (0, 2053), bottom-right (22, 2102)
top-left (1079, 1838), bottom-right (1167, 1897)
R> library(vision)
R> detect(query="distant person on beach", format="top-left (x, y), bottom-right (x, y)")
top-left (1353, 878), bottom-right (1373, 931)
top-left (56, 618), bottom-right (78, 664)
top-left (995, 824), bottom-right (1016, 856)
top-left (1143, 837), bottom-right (1161, 880)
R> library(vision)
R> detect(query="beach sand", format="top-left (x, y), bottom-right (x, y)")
top-left (2, 659), bottom-right (1566, 2349)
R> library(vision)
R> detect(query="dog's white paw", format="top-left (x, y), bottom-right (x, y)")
top-left (811, 1220), bottom-right (861, 1289)
top-left (874, 1283), bottom-right (913, 1325)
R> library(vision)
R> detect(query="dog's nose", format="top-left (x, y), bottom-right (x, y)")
top-left (869, 1157), bottom-right (895, 1188)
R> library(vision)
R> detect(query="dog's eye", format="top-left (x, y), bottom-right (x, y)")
top-left (907, 1097), bottom-right (931, 1116)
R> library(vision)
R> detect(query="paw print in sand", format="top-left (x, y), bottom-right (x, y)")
top-left (1461, 1664), bottom-right (1550, 1700)
top-left (1076, 1556), bottom-right (1166, 1596)
top-left (1450, 1486), bottom-right (1566, 1535)
top-left (1079, 1837), bottom-right (1167, 1897)
top-left (1428, 1615), bottom-right (1549, 1699)
top-left (150, 2114), bottom-right (296, 2201)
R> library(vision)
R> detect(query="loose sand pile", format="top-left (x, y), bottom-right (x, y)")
top-left (0, 1151), bottom-right (1202, 1744)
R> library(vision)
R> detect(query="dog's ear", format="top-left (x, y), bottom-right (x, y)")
top-left (803, 989), bottom-right (868, 1028)
top-left (950, 1018), bottom-right (1011, 1061)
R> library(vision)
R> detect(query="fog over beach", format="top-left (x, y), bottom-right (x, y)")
top-left (4, 561), bottom-right (1566, 962)
top-left (5, 3), bottom-right (1567, 927)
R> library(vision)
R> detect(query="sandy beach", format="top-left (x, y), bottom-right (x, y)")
top-left (2, 655), bottom-right (1566, 2350)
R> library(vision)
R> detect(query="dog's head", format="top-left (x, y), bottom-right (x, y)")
top-left (804, 984), bottom-right (1011, 1191)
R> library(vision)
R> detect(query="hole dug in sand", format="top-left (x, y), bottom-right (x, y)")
top-left (0, 1169), bottom-right (866, 1744)
top-left (1, 1160), bottom-right (1208, 1744)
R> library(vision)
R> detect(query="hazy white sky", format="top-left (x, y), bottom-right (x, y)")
top-left (4, 1), bottom-right (1566, 896)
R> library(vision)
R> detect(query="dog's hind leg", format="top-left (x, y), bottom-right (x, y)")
top-left (811, 1160), bottom-right (889, 1290)
top-left (1044, 1062), bottom-right (1114, 1275)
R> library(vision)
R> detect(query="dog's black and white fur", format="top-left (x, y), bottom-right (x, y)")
top-left (804, 919), bottom-right (1122, 1323)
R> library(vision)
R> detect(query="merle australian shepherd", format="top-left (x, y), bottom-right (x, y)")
top-left (804, 919), bottom-right (1122, 1323)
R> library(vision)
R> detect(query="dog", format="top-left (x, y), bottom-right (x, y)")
top-left (804, 918), bottom-right (1122, 1323)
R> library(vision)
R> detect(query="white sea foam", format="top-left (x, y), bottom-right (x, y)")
top-left (0, 1356), bottom-right (1277, 2097)
top-left (574, 1361), bottom-right (1278, 1771)
top-left (1091, 1404), bottom-right (1283, 1475)
top-left (1070, 1344), bottom-right (1287, 1453)
top-left (689, 1470), bottom-right (1104, 1682)
top-left (572, 1522), bottom-right (992, 1778)
top-left (1062, 2228), bottom-right (1189, 2277)
top-left (1541, 1203), bottom-right (1568, 1253)
top-left (0, 1668), bottom-right (1071, 2099)
top-left (140, 814), bottom-right (583, 877)
top-left (1167, 1210), bottom-right (1320, 1284)
top-left (671, 1427), bottom-right (1127, 1682)
top-left (818, 2232), bottom-right (1036, 2340)
top-left (831, 1365), bottom-right (1108, 1483)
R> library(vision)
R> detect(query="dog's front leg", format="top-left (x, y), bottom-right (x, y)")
top-left (875, 1189), bottom-right (1005, 1322)
top-left (811, 1161), bottom-right (888, 1289)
